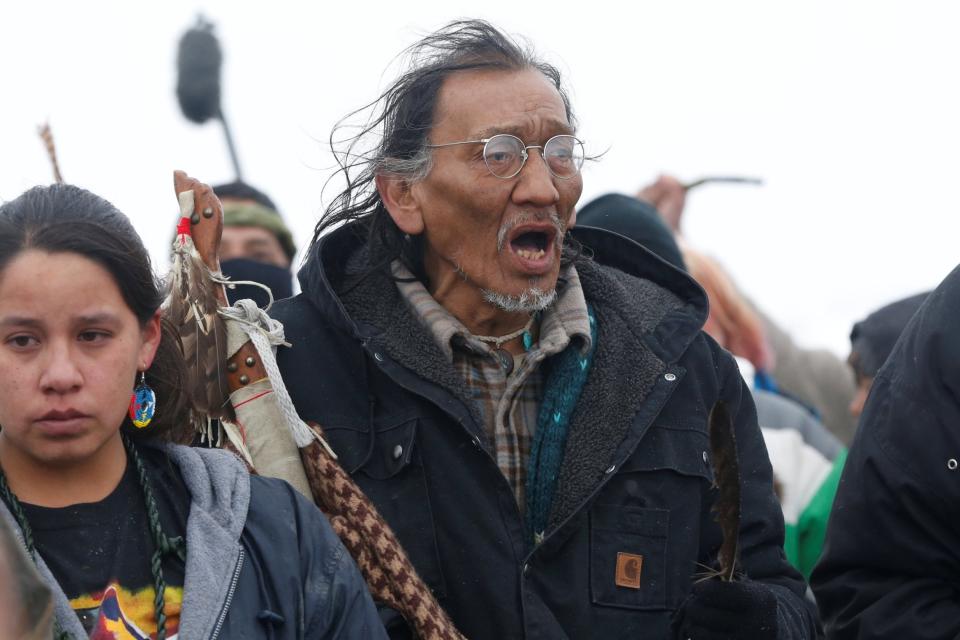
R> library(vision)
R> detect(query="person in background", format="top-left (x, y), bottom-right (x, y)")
top-left (637, 174), bottom-right (858, 444)
top-left (811, 265), bottom-right (960, 639)
top-left (214, 180), bottom-right (297, 307)
top-left (741, 363), bottom-right (844, 583)
top-left (580, 192), bottom-right (843, 582)
top-left (846, 291), bottom-right (929, 419)
top-left (0, 184), bottom-right (385, 638)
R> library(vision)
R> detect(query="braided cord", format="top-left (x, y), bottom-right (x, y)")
top-left (124, 436), bottom-right (187, 640)
top-left (0, 469), bottom-right (72, 640)
top-left (0, 440), bottom-right (187, 640)
top-left (0, 470), bottom-right (37, 559)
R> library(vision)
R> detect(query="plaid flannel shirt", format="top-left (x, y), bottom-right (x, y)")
top-left (393, 261), bottom-right (592, 513)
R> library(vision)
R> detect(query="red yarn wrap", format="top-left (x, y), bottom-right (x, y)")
top-left (176, 216), bottom-right (192, 239)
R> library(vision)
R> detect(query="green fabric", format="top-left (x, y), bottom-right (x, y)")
top-left (785, 448), bottom-right (847, 579)
top-left (525, 306), bottom-right (598, 545)
top-left (783, 521), bottom-right (799, 572)
top-left (222, 201), bottom-right (297, 260)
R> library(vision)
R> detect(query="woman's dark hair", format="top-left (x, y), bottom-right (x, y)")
top-left (0, 184), bottom-right (191, 443)
top-left (315, 19), bottom-right (577, 278)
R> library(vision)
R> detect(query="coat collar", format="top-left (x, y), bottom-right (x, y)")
top-left (299, 224), bottom-right (708, 526)
top-left (301, 224), bottom-right (707, 350)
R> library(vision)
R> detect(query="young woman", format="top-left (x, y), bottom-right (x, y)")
top-left (0, 184), bottom-right (386, 639)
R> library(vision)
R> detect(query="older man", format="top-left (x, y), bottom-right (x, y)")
top-left (272, 20), bottom-right (814, 639)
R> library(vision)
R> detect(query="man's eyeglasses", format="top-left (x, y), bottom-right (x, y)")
top-left (426, 133), bottom-right (585, 180)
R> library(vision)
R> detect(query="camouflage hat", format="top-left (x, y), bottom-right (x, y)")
top-left (221, 199), bottom-right (297, 261)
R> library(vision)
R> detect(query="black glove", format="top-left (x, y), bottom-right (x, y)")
top-left (671, 578), bottom-right (779, 640)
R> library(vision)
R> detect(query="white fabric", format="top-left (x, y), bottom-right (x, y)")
top-left (761, 427), bottom-right (833, 524)
top-left (229, 378), bottom-right (312, 498)
top-left (177, 189), bottom-right (195, 217)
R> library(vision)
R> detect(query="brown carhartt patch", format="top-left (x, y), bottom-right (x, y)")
top-left (615, 552), bottom-right (643, 589)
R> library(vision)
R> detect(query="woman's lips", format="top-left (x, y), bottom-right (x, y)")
top-left (34, 410), bottom-right (90, 437)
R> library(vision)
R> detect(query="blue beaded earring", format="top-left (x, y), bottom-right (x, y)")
top-left (129, 371), bottom-right (157, 429)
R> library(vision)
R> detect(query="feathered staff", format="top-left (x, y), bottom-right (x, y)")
top-left (708, 400), bottom-right (741, 582)
top-left (37, 123), bottom-right (64, 184)
top-left (168, 171), bottom-right (465, 640)
top-left (164, 172), bottom-right (234, 437)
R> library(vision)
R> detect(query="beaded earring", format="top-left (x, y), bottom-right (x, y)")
top-left (129, 371), bottom-right (157, 428)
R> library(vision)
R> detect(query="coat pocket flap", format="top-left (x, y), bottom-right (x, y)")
top-left (618, 425), bottom-right (715, 483)
top-left (325, 418), bottom-right (419, 479)
top-left (591, 503), bottom-right (669, 537)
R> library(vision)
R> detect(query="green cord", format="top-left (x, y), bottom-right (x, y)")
top-left (123, 435), bottom-right (187, 640)
top-left (0, 436), bottom-right (187, 639)
top-left (0, 471), bottom-right (70, 640)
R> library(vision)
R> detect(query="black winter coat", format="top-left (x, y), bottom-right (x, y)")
top-left (811, 264), bottom-right (960, 639)
top-left (273, 225), bottom-right (815, 639)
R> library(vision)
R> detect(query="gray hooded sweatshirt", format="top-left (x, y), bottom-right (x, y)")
top-left (0, 444), bottom-right (387, 639)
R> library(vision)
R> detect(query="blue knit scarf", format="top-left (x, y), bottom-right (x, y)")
top-left (525, 305), bottom-right (598, 545)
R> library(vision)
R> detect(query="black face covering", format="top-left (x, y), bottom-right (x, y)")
top-left (220, 258), bottom-right (294, 308)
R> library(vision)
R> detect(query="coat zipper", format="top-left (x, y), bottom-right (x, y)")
top-left (209, 548), bottom-right (245, 639)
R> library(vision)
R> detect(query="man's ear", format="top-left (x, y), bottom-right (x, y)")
top-left (376, 174), bottom-right (424, 235)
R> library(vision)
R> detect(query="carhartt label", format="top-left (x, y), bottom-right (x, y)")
top-left (615, 552), bottom-right (643, 589)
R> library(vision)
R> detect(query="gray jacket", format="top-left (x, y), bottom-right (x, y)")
top-left (0, 444), bottom-right (387, 639)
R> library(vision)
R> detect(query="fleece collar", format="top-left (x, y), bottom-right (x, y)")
top-left (300, 224), bottom-right (708, 527)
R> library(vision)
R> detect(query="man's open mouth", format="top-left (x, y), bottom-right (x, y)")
top-left (508, 224), bottom-right (558, 262)
top-left (513, 231), bottom-right (549, 259)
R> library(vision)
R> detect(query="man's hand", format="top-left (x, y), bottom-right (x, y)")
top-left (672, 579), bottom-right (779, 640)
top-left (636, 174), bottom-right (687, 233)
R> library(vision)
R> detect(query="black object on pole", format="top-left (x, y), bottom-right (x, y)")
top-left (176, 16), bottom-right (243, 180)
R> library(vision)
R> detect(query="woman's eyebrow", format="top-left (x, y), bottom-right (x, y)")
top-left (0, 316), bottom-right (42, 329)
top-left (74, 312), bottom-right (121, 326)
top-left (0, 312), bottom-right (122, 329)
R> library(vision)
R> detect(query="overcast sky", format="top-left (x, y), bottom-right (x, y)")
top-left (2, 1), bottom-right (957, 357)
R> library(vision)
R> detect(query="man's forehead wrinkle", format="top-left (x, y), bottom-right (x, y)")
top-left (435, 68), bottom-right (574, 141)
top-left (471, 115), bottom-right (574, 143)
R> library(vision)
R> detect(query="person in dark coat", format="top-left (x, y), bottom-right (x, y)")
top-left (846, 291), bottom-right (929, 419)
top-left (214, 180), bottom-right (298, 308)
top-left (271, 20), bottom-right (816, 640)
top-left (810, 266), bottom-right (960, 639)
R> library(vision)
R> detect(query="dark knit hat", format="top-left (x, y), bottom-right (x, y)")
top-left (850, 291), bottom-right (930, 378)
top-left (576, 193), bottom-right (685, 271)
top-left (213, 181), bottom-right (297, 261)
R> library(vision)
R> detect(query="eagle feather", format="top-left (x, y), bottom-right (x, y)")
top-left (708, 400), bottom-right (741, 582)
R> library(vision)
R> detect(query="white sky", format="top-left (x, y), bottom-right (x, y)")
top-left (2, 1), bottom-right (957, 357)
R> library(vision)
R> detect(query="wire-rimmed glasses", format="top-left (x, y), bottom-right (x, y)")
top-left (426, 133), bottom-right (585, 179)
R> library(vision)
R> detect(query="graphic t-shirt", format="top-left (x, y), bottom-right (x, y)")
top-left (21, 447), bottom-right (190, 639)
